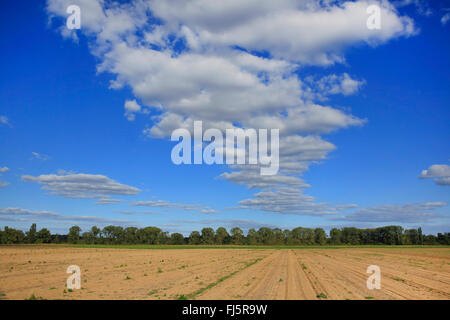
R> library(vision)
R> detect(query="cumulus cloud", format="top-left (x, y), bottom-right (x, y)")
top-left (45, 0), bottom-right (417, 216)
top-left (0, 207), bottom-right (132, 224)
top-left (305, 73), bottom-right (365, 99)
top-left (22, 172), bottom-right (141, 198)
top-left (419, 164), bottom-right (450, 186)
top-left (234, 187), bottom-right (338, 216)
top-left (131, 200), bottom-right (218, 214)
top-left (124, 99), bottom-right (149, 121)
top-left (333, 202), bottom-right (446, 223)
top-left (0, 167), bottom-right (9, 173)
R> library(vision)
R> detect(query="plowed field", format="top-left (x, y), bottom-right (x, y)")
top-left (0, 246), bottom-right (448, 300)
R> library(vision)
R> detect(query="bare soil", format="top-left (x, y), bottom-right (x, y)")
top-left (0, 246), bottom-right (448, 300)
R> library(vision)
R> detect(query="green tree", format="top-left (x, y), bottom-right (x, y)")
top-left (215, 227), bottom-right (230, 244)
top-left (170, 233), bottom-right (185, 245)
top-left (124, 227), bottom-right (138, 244)
top-left (230, 227), bottom-right (244, 245)
top-left (37, 228), bottom-right (51, 243)
top-left (157, 231), bottom-right (170, 244)
top-left (329, 228), bottom-right (342, 244)
top-left (82, 231), bottom-right (95, 244)
top-left (272, 228), bottom-right (285, 245)
top-left (314, 228), bottom-right (327, 245)
top-left (247, 228), bottom-right (258, 245)
top-left (201, 228), bottom-right (215, 244)
top-left (91, 226), bottom-right (101, 243)
top-left (1, 226), bottom-right (25, 244)
top-left (68, 226), bottom-right (81, 244)
top-left (188, 231), bottom-right (201, 245)
top-left (136, 227), bottom-right (162, 244)
top-left (26, 224), bottom-right (38, 244)
top-left (257, 227), bottom-right (275, 245)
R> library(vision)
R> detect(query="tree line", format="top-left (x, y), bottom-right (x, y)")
top-left (0, 224), bottom-right (449, 245)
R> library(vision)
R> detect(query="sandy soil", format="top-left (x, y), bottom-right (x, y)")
top-left (0, 246), bottom-right (448, 300)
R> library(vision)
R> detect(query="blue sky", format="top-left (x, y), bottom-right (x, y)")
top-left (0, 0), bottom-right (449, 235)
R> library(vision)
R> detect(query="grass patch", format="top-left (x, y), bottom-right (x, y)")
top-left (185, 258), bottom-right (263, 300)
top-left (27, 244), bottom-right (450, 250)
top-left (365, 296), bottom-right (375, 300)
top-left (147, 289), bottom-right (158, 296)
top-left (393, 277), bottom-right (406, 283)
top-left (26, 294), bottom-right (45, 300)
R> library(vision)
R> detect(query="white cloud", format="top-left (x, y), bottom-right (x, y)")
top-left (0, 207), bottom-right (132, 224)
top-left (149, 0), bottom-right (416, 64)
top-left (22, 172), bottom-right (141, 198)
top-left (306, 73), bottom-right (365, 99)
top-left (0, 116), bottom-right (10, 126)
top-left (441, 13), bottom-right (450, 26)
top-left (172, 218), bottom-right (282, 231)
top-left (419, 164), bottom-right (450, 186)
top-left (0, 182), bottom-right (10, 188)
top-left (124, 99), bottom-right (149, 121)
top-left (333, 202), bottom-right (446, 222)
top-left (45, 0), bottom-right (418, 216)
top-left (131, 200), bottom-right (218, 214)
top-left (96, 198), bottom-right (125, 205)
top-left (234, 186), bottom-right (338, 216)
top-left (31, 152), bottom-right (51, 161)
top-left (393, 0), bottom-right (432, 16)
top-left (0, 166), bottom-right (10, 188)
top-left (114, 210), bottom-right (158, 215)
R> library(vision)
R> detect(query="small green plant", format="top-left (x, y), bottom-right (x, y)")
top-left (393, 277), bottom-right (405, 283)
top-left (148, 289), bottom-right (158, 296)
top-left (316, 293), bottom-right (327, 299)
top-left (157, 268), bottom-right (163, 273)
top-left (177, 294), bottom-right (188, 300)
top-left (302, 264), bottom-right (307, 270)
top-left (365, 296), bottom-right (375, 300)
top-left (125, 275), bottom-right (131, 280)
